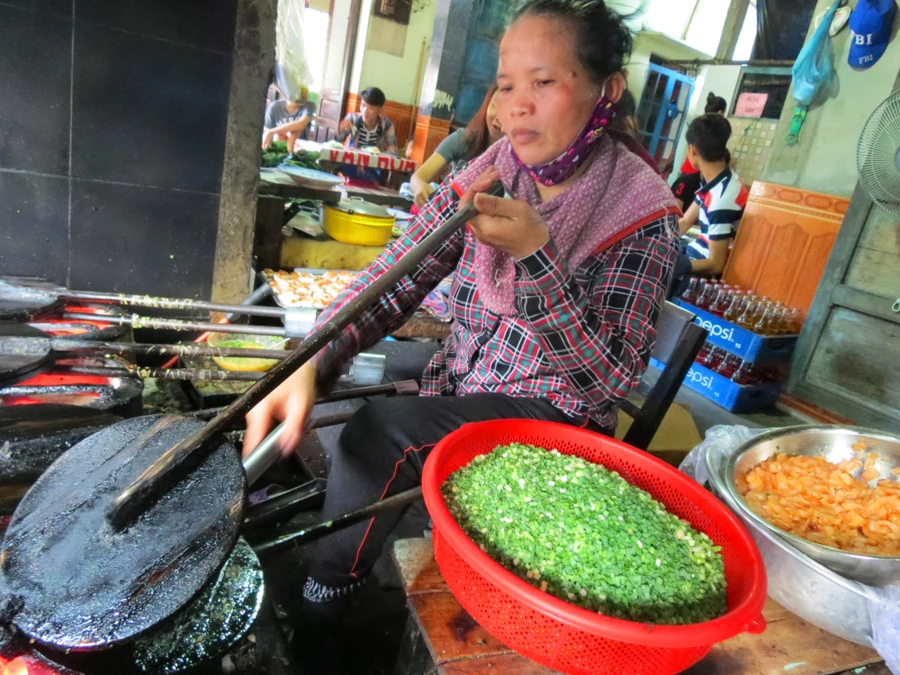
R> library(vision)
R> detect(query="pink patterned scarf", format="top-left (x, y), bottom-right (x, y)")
top-left (452, 133), bottom-right (681, 315)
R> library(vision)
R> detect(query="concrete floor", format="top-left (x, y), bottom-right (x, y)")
top-left (673, 385), bottom-right (806, 436)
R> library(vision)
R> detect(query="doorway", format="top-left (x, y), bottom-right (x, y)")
top-left (636, 63), bottom-right (695, 172)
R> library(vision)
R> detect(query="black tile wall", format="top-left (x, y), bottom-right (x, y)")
top-left (69, 180), bottom-right (219, 297)
top-left (77, 0), bottom-right (237, 53)
top-left (0, 0), bottom-right (72, 17)
top-left (71, 22), bottom-right (232, 194)
top-left (0, 5), bottom-right (72, 175)
top-left (0, 172), bottom-right (70, 284)
top-left (0, 1), bottom-right (237, 297)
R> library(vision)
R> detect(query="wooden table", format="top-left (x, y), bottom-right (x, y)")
top-left (392, 539), bottom-right (889, 675)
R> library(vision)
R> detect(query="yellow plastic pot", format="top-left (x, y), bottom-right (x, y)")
top-left (323, 198), bottom-right (395, 246)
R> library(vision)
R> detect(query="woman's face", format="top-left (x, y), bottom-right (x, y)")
top-left (495, 15), bottom-right (599, 166)
top-left (485, 92), bottom-right (503, 142)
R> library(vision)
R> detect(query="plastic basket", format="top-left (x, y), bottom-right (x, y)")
top-left (421, 420), bottom-right (767, 675)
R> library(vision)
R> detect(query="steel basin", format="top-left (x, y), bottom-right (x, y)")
top-left (723, 425), bottom-right (900, 587)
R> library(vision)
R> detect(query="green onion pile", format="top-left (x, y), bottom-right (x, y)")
top-left (442, 444), bottom-right (727, 625)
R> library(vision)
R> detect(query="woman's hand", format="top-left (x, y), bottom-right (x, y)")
top-left (243, 362), bottom-right (317, 459)
top-left (414, 183), bottom-right (435, 208)
top-left (462, 167), bottom-right (550, 260)
top-left (262, 129), bottom-right (276, 150)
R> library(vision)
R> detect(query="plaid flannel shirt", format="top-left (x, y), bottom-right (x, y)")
top-left (313, 183), bottom-right (679, 430)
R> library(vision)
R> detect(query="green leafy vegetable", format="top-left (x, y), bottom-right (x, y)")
top-left (442, 443), bottom-right (727, 625)
top-left (261, 144), bottom-right (320, 170)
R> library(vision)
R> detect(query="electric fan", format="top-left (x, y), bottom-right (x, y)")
top-left (857, 89), bottom-right (900, 214)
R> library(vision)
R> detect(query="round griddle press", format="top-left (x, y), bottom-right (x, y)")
top-left (0, 184), bottom-right (503, 654)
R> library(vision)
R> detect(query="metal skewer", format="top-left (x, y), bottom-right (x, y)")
top-left (64, 312), bottom-right (288, 336)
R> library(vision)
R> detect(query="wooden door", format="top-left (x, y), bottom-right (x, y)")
top-left (787, 183), bottom-right (900, 432)
top-left (314, 0), bottom-right (361, 143)
top-left (723, 182), bottom-right (847, 313)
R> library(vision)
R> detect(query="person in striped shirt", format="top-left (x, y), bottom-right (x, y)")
top-left (243, 1), bottom-right (680, 661)
top-left (677, 114), bottom-right (748, 277)
top-left (337, 86), bottom-right (399, 155)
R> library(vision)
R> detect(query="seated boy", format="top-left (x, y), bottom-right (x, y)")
top-left (263, 85), bottom-right (316, 151)
top-left (337, 87), bottom-right (398, 155)
top-left (672, 114), bottom-right (748, 290)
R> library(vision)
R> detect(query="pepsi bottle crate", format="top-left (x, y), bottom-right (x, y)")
top-left (675, 299), bottom-right (798, 365)
top-left (650, 357), bottom-right (781, 414)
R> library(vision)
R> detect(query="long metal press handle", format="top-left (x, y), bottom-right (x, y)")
top-left (105, 182), bottom-right (503, 530)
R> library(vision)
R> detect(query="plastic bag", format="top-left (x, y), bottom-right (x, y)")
top-left (678, 424), bottom-right (765, 488)
top-left (791, 0), bottom-right (839, 106)
top-left (869, 585), bottom-right (900, 674)
top-left (275, 0), bottom-right (314, 101)
top-left (680, 425), bottom-right (900, 673)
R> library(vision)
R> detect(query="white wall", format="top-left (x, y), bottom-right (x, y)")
top-left (359, 1), bottom-right (439, 104)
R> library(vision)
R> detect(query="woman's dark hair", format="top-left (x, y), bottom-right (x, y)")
top-left (685, 114), bottom-right (731, 162)
top-left (463, 84), bottom-right (499, 158)
top-left (509, 0), bottom-right (636, 86)
top-left (360, 87), bottom-right (386, 107)
top-left (612, 88), bottom-right (641, 139)
top-left (705, 92), bottom-right (728, 114)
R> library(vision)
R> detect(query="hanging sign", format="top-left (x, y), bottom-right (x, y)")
top-left (735, 93), bottom-right (769, 118)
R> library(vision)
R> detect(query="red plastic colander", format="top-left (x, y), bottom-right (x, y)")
top-left (421, 420), bottom-right (767, 675)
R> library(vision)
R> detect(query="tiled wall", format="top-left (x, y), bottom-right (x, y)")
top-left (727, 118), bottom-right (779, 189)
top-left (0, 0), bottom-right (236, 298)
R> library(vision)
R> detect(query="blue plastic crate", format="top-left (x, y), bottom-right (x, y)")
top-left (675, 300), bottom-right (798, 365)
top-left (650, 357), bottom-right (781, 413)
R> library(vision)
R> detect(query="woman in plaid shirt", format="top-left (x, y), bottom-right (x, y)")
top-left (244, 0), bottom-right (681, 637)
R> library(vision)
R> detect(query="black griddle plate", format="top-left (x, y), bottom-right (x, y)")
top-left (0, 323), bottom-right (53, 386)
top-left (0, 404), bottom-right (121, 484)
top-left (0, 279), bottom-right (62, 321)
top-left (0, 415), bottom-right (245, 651)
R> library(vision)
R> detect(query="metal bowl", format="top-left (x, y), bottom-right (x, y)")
top-left (705, 449), bottom-right (874, 645)
top-left (723, 425), bottom-right (900, 587)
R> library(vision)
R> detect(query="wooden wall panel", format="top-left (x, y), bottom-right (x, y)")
top-left (845, 206), bottom-right (900, 300)
top-left (723, 181), bottom-right (848, 313)
top-left (411, 115), bottom-right (451, 165)
top-left (807, 307), bottom-right (900, 420)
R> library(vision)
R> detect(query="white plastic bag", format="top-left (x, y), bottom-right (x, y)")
top-left (678, 424), bottom-right (765, 488)
top-left (275, 0), bottom-right (314, 101)
top-left (680, 425), bottom-right (900, 674)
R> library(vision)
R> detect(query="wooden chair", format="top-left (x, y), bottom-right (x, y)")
top-left (620, 301), bottom-right (707, 451)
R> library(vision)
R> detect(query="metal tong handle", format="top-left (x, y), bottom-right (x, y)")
top-left (242, 423), bottom-right (287, 487)
top-left (242, 379), bottom-right (420, 485)
top-left (106, 182), bottom-right (503, 530)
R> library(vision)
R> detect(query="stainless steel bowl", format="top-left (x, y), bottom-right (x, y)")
top-left (723, 425), bottom-right (900, 587)
top-left (705, 450), bottom-right (874, 645)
